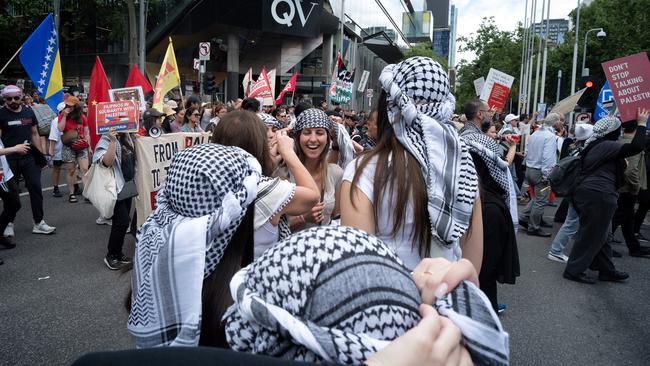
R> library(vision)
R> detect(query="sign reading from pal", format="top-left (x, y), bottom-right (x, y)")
top-left (602, 52), bottom-right (650, 122)
top-left (480, 68), bottom-right (515, 112)
top-left (95, 100), bottom-right (139, 134)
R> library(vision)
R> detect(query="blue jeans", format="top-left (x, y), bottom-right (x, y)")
top-left (550, 204), bottom-right (579, 254)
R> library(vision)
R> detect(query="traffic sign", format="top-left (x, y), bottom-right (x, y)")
top-left (199, 42), bottom-right (210, 61)
top-left (575, 112), bottom-right (592, 124)
top-left (366, 88), bottom-right (374, 98)
top-left (193, 58), bottom-right (200, 71)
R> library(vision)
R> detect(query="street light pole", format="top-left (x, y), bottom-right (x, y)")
top-left (139, 0), bottom-right (146, 73)
top-left (539, 0), bottom-right (551, 105)
top-left (518, 0), bottom-right (530, 115)
top-left (570, 0), bottom-right (581, 95)
top-left (581, 28), bottom-right (605, 76)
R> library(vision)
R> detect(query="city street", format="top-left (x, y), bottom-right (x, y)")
top-left (1, 180), bottom-right (650, 366)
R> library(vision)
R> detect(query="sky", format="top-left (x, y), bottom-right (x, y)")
top-left (453, 0), bottom-right (578, 65)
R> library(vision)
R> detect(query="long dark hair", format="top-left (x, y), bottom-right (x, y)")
top-left (211, 110), bottom-right (273, 176)
top-left (295, 126), bottom-right (330, 192)
top-left (184, 106), bottom-right (199, 126)
top-left (350, 90), bottom-right (432, 257)
top-left (68, 104), bottom-right (84, 125)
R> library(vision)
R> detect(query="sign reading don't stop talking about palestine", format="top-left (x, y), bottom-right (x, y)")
top-left (602, 52), bottom-right (650, 122)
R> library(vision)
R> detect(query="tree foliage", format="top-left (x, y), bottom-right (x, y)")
top-left (403, 42), bottom-right (448, 70)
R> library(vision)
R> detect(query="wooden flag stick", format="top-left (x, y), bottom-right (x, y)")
top-left (0, 46), bottom-right (22, 75)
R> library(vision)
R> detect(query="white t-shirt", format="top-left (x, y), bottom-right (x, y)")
top-left (0, 140), bottom-right (14, 183)
top-left (296, 163), bottom-right (343, 229)
top-left (343, 156), bottom-right (459, 270)
top-left (48, 116), bottom-right (63, 161)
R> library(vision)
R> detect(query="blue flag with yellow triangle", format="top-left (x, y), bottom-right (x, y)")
top-left (18, 13), bottom-right (63, 113)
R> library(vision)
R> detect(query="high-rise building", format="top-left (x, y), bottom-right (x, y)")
top-left (426, 0), bottom-right (453, 63)
top-left (426, 0), bottom-right (450, 28)
top-left (448, 4), bottom-right (458, 68)
top-left (533, 19), bottom-right (569, 45)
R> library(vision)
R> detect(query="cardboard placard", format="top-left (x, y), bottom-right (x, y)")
top-left (473, 77), bottom-right (485, 96)
top-left (602, 52), bottom-right (650, 122)
top-left (95, 100), bottom-right (139, 134)
top-left (480, 68), bottom-right (514, 112)
top-left (109, 86), bottom-right (146, 112)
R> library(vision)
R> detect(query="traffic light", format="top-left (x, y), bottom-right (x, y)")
top-left (203, 73), bottom-right (216, 94)
top-left (577, 75), bottom-right (601, 110)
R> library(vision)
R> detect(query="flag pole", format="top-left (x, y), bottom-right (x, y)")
top-left (290, 91), bottom-right (295, 106)
top-left (0, 46), bottom-right (22, 75)
top-left (168, 36), bottom-right (185, 108)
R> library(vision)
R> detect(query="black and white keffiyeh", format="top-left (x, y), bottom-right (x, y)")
top-left (379, 57), bottom-right (478, 249)
top-left (460, 123), bottom-right (519, 228)
top-left (294, 108), bottom-right (330, 132)
top-left (333, 121), bottom-right (355, 169)
top-left (224, 226), bottom-right (509, 365)
top-left (258, 113), bottom-right (284, 130)
top-left (255, 176), bottom-right (295, 240)
top-left (128, 143), bottom-right (261, 348)
top-left (585, 116), bottom-right (621, 146)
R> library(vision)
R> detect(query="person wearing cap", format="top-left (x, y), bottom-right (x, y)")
top-left (0, 85), bottom-right (56, 235)
top-left (547, 123), bottom-right (594, 263)
top-left (139, 108), bottom-right (164, 137)
top-left (57, 96), bottom-right (90, 204)
top-left (161, 105), bottom-right (175, 133)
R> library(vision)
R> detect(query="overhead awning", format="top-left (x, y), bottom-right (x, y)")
top-left (363, 41), bottom-right (404, 64)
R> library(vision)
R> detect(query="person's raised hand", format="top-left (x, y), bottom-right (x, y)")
top-left (107, 127), bottom-right (118, 141)
top-left (637, 108), bottom-right (650, 126)
top-left (364, 304), bottom-right (472, 366)
top-left (411, 258), bottom-right (479, 305)
top-left (275, 129), bottom-right (295, 156)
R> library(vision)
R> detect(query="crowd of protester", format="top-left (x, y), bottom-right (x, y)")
top-left (1, 55), bottom-right (649, 365)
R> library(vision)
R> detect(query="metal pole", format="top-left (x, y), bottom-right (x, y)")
top-left (533, 0), bottom-right (545, 113)
top-left (139, 0), bottom-right (146, 73)
top-left (540, 0), bottom-right (551, 104)
top-left (518, 0), bottom-right (529, 115)
top-left (526, 0), bottom-right (537, 114)
top-left (556, 69), bottom-right (562, 104)
top-left (339, 0), bottom-right (345, 54)
top-left (53, 0), bottom-right (61, 31)
top-left (581, 29), bottom-right (600, 76)
top-left (570, 0), bottom-right (581, 94)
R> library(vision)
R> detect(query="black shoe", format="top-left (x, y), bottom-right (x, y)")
top-left (116, 253), bottom-right (132, 264)
top-left (52, 186), bottom-right (62, 197)
top-left (518, 220), bottom-right (529, 229)
top-left (74, 184), bottom-right (82, 196)
top-left (634, 232), bottom-right (649, 242)
top-left (540, 221), bottom-right (553, 228)
top-left (612, 249), bottom-right (622, 258)
top-left (598, 270), bottom-right (629, 282)
top-left (563, 271), bottom-right (596, 284)
top-left (527, 229), bottom-right (551, 237)
top-left (0, 236), bottom-right (16, 249)
top-left (547, 202), bottom-right (558, 207)
top-left (629, 246), bottom-right (650, 257)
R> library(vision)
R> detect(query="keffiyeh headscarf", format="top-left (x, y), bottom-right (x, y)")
top-left (460, 123), bottom-right (519, 229)
top-left (128, 143), bottom-right (261, 348)
top-left (224, 226), bottom-right (510, 365)
top-left (258, 113), bottom-right (284, 130)
top-left (294, 108), bottom-right (330, 132)
top-left (379, 56), bottom-right (478, 248)
top-left (585, 116), bottom-right (621, 146)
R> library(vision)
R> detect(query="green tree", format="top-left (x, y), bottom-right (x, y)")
top-left (403, 42), bottom-right (448, 69)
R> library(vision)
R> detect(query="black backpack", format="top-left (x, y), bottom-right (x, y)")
top-left (548, 139), bottom-right (603, 197)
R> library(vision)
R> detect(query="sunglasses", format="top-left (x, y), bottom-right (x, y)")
top-left (4, 96), bottom-right (21, 101)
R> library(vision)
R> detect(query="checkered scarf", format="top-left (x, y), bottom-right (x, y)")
top-left (460, 123), bottom-right (519, 227)
top-left (585, 116), bottom-right (621, 146)
top-left (128, 143), bottom-right (261, 348)
top-left (258, 113), bottom-right (284, 130)
top-left (379, 57), bottom-right (478, 249)
top-left (294, 108), bottom-right (330, 132)
top-left (224, 226), bottom-right (509, 365)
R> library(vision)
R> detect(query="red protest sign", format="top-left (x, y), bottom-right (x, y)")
top-left (95, 100), bottom-right (140, 134)
top-left (488, 83), bottom-right (511, 112)
top-left (479, 68), bottom-right (514, 112)
top-left (602, 52), bottom-right (650, 122)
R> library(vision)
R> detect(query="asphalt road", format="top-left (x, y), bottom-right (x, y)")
top-left (1, 176), bottom-right (649, 365)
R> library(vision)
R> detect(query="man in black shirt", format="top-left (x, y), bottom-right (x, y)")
top-left (0, 85), bottom-right (55, 235)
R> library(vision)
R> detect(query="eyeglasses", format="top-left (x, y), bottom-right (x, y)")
top-left (4, 96), bottom-right (21, 101)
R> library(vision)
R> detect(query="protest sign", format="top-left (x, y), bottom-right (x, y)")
top-left (479, 68), bottom-right (514, 112)
top-left (602, 52), bottom-right (650, 122)
top-left (473, 77), bottom-right (485, 96)
top-left (95, 100), bottom-right (139, 134)
top-left (134, 132), bottom-right (212, 225)
top-left (594, 80), bottom-right (614, 121)
top-left (109, 86), bottom-right (146, 111)
top-left (550, 88), bottom-right (586, 115)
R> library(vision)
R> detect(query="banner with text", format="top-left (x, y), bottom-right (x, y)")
top-left (95, 100), bottom-right (139, 134)
top-left (480, 68), bottom-right (515, 112)
top-left (134, 132), bottom-right (212, 225)
top-left (602, 52), bottom-right (650, 122)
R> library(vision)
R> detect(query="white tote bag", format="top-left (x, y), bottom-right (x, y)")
top-left (83, 163), bottom-right (117, 218)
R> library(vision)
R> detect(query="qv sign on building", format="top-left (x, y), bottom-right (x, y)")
top-left (595, 80), bottom-right (615, 120)
top-left (263, 0), bottom-right (322, 37)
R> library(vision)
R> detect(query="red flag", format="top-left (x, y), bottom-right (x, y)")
top-left (248, 67), bottom-right (273, 99)
top-left (125, 64), bottom-right (152, 94)
top-left (87, 56), bottom-right (112, 148)
top-left (275, 72), bottom-right (298, 106)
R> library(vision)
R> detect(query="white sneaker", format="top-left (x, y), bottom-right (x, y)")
top-left (3, 222), bottom-right (14, 237)
top-left (96, 217), bottom-right (112, 226)
top-left (32, 220), bottom-right (56, 235)
top-left (547, 251), bottom-right (569, 263)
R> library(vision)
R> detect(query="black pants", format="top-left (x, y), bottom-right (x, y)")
top-left (8, 156), bottom-right (43, 223)
top-left (107, 198), bottom-right (132, 256)
top-left (634, 189), bottom-right (650, 233)
top-left (554, 198), bottom-right (570, 223)
top-left (612, 192), bottom-right (641, 253)
top-left (479, 201), bottom-right (507, 313)
top-left (566, 188), bottom-right (616, 276)
top-left (0, 179), bottom-right (21, 234)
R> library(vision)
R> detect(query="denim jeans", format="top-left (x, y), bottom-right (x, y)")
top-left (550, 204), bottom-right (579, 254)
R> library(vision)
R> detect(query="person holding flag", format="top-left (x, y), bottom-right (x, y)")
top-left (152, 38), bottom-right (181, 112)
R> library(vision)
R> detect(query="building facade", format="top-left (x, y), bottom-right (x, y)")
top-left (533, 18), bottom-right (569, 46)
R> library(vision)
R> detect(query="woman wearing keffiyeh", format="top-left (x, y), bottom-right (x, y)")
top-left (340, 56), bottom-right (483, 271)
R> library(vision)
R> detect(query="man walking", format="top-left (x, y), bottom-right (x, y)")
top-left (519, 113), bottom-right (560, 237)
top-left (0, 85), bottom-right (55, 235)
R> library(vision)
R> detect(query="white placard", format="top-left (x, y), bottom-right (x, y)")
top-left (473, 77), bottom-right (485, 96)
top-left (357, 70), bottom-right (370, 92)
top-left (479, 68), bottom-right (515, 102)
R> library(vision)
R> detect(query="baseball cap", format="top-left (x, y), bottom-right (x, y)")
top-left (163, 105), bottom-right (175, 116)
top-left (165, 100), bottom-right (178, 109)
top-left (504, 114), bottom-right (519, 123)
top-left (143, 108), bottom-right (163, 119)
top-left (64, 96), bottom-right (80, 106)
